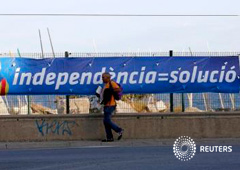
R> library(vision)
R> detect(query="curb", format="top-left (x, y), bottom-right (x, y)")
top-left (0, 138), bottom-right (240, 150)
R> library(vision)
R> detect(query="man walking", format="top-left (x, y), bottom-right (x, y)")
top-left (97, 72), bottom-right (124, 142)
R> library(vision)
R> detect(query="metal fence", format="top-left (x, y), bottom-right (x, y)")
top-left (0, 51), bottom-right (239, 115)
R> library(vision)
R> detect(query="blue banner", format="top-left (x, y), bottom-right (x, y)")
top-left (0, 56), bottom-right (239, 95)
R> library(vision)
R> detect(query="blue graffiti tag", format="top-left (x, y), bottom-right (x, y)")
top-left (35, 119), bottom-right (76, 136)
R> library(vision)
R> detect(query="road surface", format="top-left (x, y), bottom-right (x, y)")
top-left (0, 144), bottom-right (239, 170)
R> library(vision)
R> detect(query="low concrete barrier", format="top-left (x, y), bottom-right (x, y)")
top-left (0, 112), bottom-right (240, 142)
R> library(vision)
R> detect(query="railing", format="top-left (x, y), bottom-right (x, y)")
top-left (0, 51), bottom-right (239, 115)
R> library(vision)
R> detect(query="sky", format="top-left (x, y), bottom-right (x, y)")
top-left (0, 0), bottom-right (239, 53)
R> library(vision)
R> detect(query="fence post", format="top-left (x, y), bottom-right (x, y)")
top-left (27, 96), bottom-right (31, 115)
top-left (169, 50), bottom-right (174, 112)
top-left (182, 94), bottom-right (185, 112)
top-left (65, 51), bottom-right (70, 114)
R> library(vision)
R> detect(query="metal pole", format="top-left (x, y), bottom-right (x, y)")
top-left (27, 96), bottom-right (31, 115)
top-left (229, 94), bottom-right (235, 110)
top-left (188, 47), bottom-right (193, 110)
top-left (202, 93), bottom-right (208, 111)
top-left (182, 94), bottom-right (185, 112)
top-left (17, 49), bottom-right (31, 115)
top-left (219, 93), bottom-right (225, 110)
top-left (65, 51), bottom-right (70, 114)
top-left (38, 29), bottom-right (44, 58)
top-left (169, 50), bottom-right (174, 112)
top-left (47, 28), bottom-right (56, 58)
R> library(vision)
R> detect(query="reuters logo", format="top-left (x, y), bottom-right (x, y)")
top-left (0, 78), bottom-right (9, 95)
top-left (173, 136), bottom-right (196, 161)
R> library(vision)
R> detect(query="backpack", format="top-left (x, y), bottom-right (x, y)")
top-left (110, 81), bottom-right (123, 100)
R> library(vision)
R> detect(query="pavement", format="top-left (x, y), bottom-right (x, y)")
top-left (1, 138), bottom-right (240, 150)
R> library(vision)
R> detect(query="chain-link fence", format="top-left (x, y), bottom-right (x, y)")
top-left (0, 52), bottom-right (239, 115)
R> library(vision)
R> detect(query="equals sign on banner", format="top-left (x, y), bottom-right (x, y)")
top-left (158, 73), bottom-right (169, 81)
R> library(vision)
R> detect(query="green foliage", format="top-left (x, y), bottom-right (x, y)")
top-left (122, 94), bottom-right (151, 101)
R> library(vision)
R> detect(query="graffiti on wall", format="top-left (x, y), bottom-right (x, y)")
top-left (35, 119), bottom-right (76, 136)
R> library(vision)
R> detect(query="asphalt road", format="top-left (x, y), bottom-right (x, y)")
top-left (0, 145), bottom-right (240, 170)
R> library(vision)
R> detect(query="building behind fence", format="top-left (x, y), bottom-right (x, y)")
top-left (0, 51), bottom-right (239, 115)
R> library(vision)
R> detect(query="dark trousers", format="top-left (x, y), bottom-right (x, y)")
top-left (103, 106), bottom-right (122, 139)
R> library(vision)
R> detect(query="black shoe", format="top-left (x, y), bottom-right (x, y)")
top-left (117, 129), bottom-right (124, 140)
top-left (101, 138), bottom-right (114, 142)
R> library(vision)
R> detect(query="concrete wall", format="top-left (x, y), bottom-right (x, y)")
top-left (0, 112), bottom-right (240, 142)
